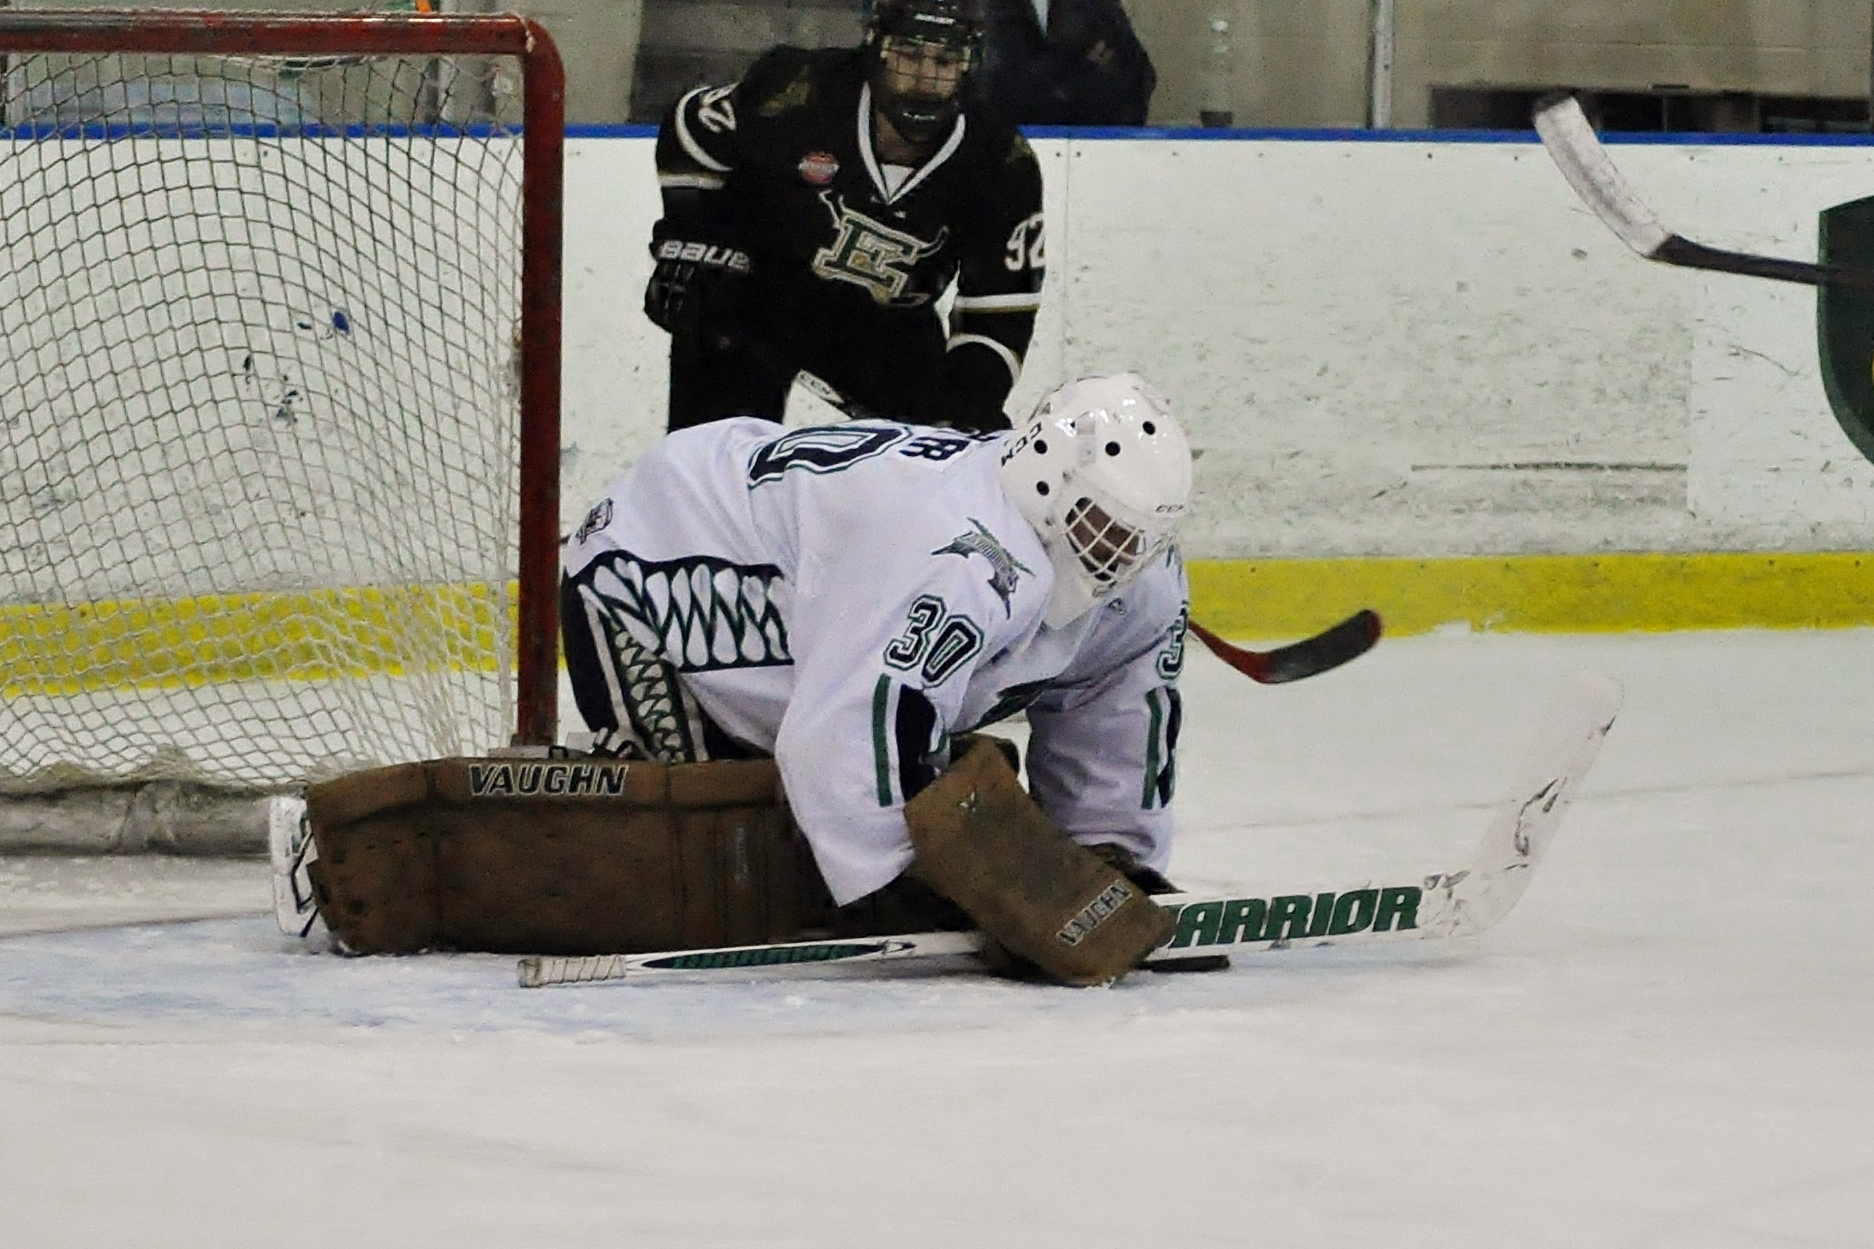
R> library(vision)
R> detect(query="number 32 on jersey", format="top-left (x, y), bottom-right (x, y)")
top-left (1005, 212), bottom-right (1045, 273)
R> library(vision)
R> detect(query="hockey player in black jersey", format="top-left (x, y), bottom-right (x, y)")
top-left (645, 0), bottom-right (1046, 434)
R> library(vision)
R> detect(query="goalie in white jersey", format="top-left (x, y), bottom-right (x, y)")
top-left (562, 373), bottom-right (1196, 969)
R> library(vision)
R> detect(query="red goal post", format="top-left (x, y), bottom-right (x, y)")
top-left (0, 11), bottom-right (564, 796)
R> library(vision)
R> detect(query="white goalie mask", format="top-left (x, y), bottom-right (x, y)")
top-left (997, 373), bottom-right (1193, 627)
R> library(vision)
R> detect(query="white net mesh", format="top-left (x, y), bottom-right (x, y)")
top-left (0, 46), bottom-right (530, 792)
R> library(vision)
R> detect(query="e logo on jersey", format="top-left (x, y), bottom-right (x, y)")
top-left (811, 192), bottom-right (947, 306)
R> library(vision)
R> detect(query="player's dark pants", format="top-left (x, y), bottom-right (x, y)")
top-left (665, 307), bottom-right (946, 431)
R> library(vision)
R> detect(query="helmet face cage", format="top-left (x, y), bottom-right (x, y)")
top-left (876, 34), bottom-right (974, 104)
top-left (998, 373), bottom-right (1192, 627)
top-left (864, 0), bottom-right (983, 144)
top-left (1064, 497), bottom-right (1154, 588)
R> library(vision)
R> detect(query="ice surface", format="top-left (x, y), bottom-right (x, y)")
top-left (3, 630), bottom-right (1872, 1247)
top-left (0, 856), bottom-right (267, 937)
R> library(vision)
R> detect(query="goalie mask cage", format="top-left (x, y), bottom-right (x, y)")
top-left (0, 11), bottom-right (564, 802)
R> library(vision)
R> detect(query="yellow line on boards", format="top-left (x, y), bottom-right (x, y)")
top-left (8, 554), bottom-right (1874, 696)
top-left (0, 583), bottom-right (517, 695)
top-left (1188, 553), bottom-right (1874, 639)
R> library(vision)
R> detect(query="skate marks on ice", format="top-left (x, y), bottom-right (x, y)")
top-left (0, 910), bottom-right (1494, 1039)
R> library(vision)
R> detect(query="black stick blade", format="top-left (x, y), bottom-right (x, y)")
top-left (1188, 610), bottom-right (1382, 685)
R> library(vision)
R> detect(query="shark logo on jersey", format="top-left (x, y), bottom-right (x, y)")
top-left (933, 519), bottom-right (1030, 614)
top-left (758, 66), bottom-right (814, 117)
top-left (574, 497), bottom-right (613, 545)
top-left (810, 191), bottom-right (947, 306)
top-left (581, 550), bottom-right (791, 671)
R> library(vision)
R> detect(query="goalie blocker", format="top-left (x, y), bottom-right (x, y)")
top-left (294, 738), bottom-right (1174, 984)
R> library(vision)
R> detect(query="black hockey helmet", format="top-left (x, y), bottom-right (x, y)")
top-left (862, 0), bottom-right (985, 147)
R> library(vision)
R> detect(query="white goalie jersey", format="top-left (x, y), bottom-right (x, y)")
top-left (562, 418), bottom-right (1189, 904)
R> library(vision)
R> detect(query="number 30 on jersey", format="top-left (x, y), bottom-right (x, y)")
top-left (885, 595), bottom-right (984, 685)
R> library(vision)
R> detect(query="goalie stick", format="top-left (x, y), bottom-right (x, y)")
top-left (517, 670), bottom-right (1620, 987)
top-left (1187, 609), bottom-right (1381, 684)
top-left (1533, 94), bottom-right (1874, 294)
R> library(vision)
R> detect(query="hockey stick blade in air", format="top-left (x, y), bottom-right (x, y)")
top-left (1187, 610), bottom-right (1380, 684)
top-left (517, 671), bottom-right (1619, 987)
top-left (1533, 94), bottom-right (1874, 293)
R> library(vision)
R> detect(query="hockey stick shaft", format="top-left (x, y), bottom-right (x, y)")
top-left (1534, 94), bottom-right (1874, 293)
top-left (1186, 609), bottom-right (1381, 684)
top-left (1650, 235), bottom-right (1874, 293)
top-left (520, 933), bottom-right (983, 986)
top-left (518, 672), bottom-right (1619, 988)
top-left (516, 887), bottom-right (1414, 988)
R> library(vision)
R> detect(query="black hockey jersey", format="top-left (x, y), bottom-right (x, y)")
top-left (655, 46), bottom-right (1045, 413)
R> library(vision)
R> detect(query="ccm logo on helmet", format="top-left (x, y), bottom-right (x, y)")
top-left (999, 431), bottom-right (1038, 464)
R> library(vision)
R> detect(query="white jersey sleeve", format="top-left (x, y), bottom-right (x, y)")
top-left (1021, 551), bottom-right (1190, 874)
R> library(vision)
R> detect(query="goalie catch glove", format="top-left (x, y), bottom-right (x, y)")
top-left (643, 219), bottom-right (753, 335)
top-left (976, 843), bottom-right (1230, 980)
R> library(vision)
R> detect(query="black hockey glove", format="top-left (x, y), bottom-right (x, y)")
top-left (911, 348), bottom-right (1015, 433)
top-left (643, 225), bottom-right (753, 334)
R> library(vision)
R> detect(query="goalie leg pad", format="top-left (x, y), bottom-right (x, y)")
top-left (905, 740), bottom-right (1176, 986)
top-left (304, 762), bottom-right (437, 954)
top-left (305, 756), bottom-right (832, 955)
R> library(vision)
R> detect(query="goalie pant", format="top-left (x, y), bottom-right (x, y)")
top-left (560, 415), bottom-right (1189, 909)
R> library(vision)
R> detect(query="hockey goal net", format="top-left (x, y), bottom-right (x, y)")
top-left (0, 12), bottom-right (563, 799)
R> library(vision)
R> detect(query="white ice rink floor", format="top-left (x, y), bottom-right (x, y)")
top-left (3, 629), bottom-right (1872, 1248)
